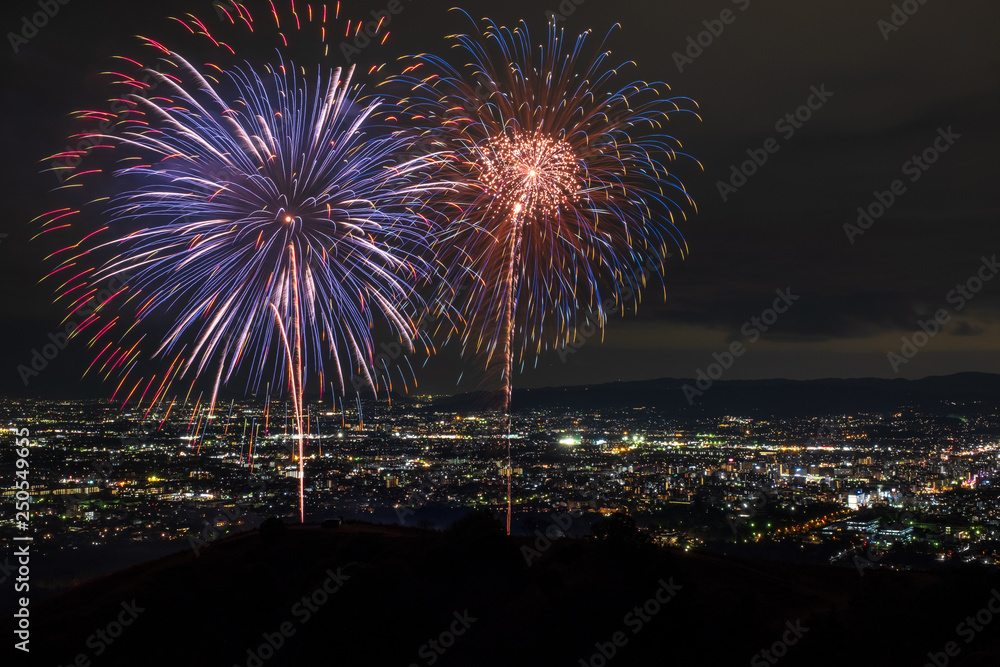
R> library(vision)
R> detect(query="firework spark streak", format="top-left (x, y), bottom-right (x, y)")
top-left (395, 12), bottom-right (701, 411)
top-left (36, 2), bottom-right (450, 522)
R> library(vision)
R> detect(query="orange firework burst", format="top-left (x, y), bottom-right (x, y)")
top-left (480, 131), bottom-right (581, 220)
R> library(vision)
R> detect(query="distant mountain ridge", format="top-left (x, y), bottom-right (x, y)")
top-left (431, 372), bottom-right (1000, 416)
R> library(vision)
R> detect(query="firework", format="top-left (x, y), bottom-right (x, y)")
top-left (394, 12), bottom-right (701, 410)
top-left (36, 2), bottom-right (448, 522)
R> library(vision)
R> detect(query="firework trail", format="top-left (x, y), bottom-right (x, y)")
top-left (395, 12), bottom-right (701, 411)
top-left (35, 1), bottom-right (449, 522)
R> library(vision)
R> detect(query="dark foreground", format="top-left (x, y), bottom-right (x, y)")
top-left (7, 514), bottom-right (1000, 666)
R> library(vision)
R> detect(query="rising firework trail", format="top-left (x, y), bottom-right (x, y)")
top-left (224, 398), bottom-right (235, 436)
top-left (395, 12), bottom-right (700, 411)
top-left (35, 1), bottom-right (449, 522)
top-left (395, 12), bottom-right (700, 533)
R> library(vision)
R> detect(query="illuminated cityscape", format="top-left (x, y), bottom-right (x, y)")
top-left (4, 387), bottom-right (998, 580)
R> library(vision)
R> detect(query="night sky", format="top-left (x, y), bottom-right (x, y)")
top-left (2, 0), bottom-right (998, 398)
